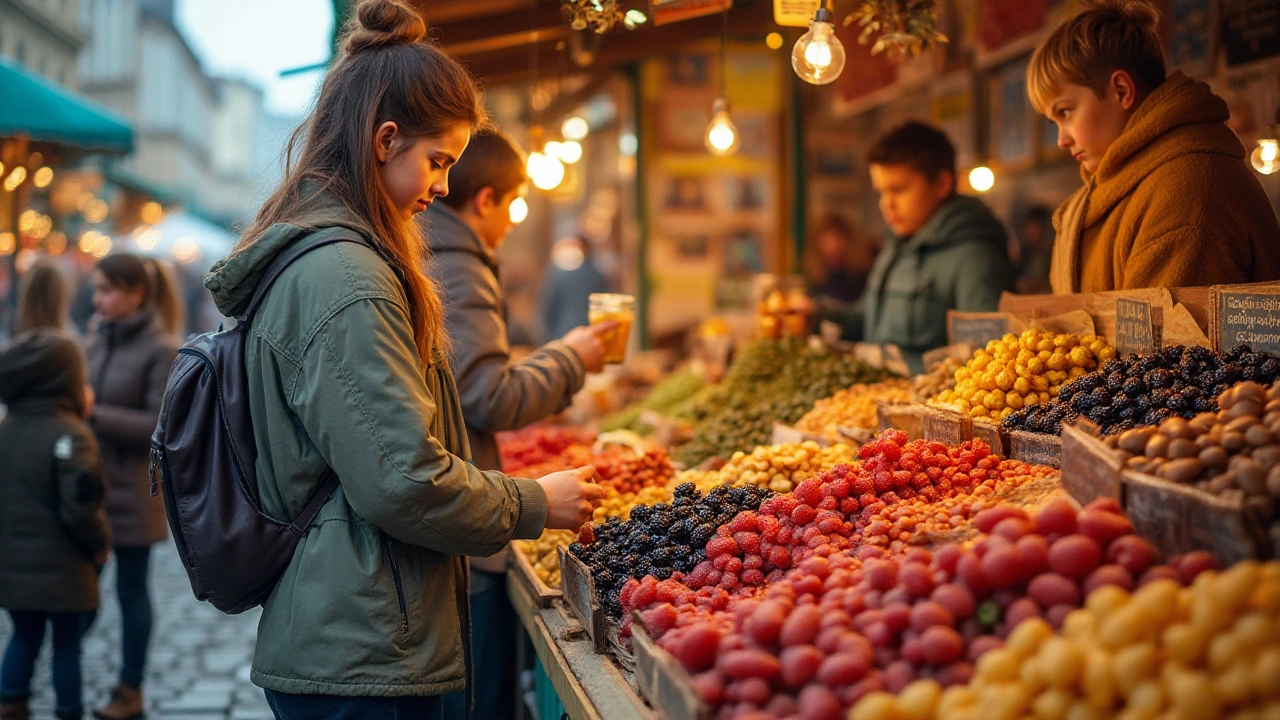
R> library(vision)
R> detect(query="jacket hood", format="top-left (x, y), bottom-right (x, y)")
top-left (898, 194), bottom-right (1008, 253)
top-left (1085, 72), bottom-right (1245, 226)
top-left (421, 203), bottom-right (496, 269)
top-left (204, 189), bottom-right (374, 318)
top-left (0, 329), bottom-right (87, 414)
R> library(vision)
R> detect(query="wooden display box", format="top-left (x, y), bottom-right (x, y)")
top-left (877, 401), bottom-right (925, 440)
top-left (511, 542), bottom-right (563, 609)
top-left (1009, 430), bottom-right (1063, 469)
top-left (557, 545), bottom-right (609, 654)
top-left (1059, 421), bottom-right (1123, 506)
top-left (1121, 470), bottom-right (1274, 565)
top-left (971, 418), bottom-right (1009, 458)
top-left (631, 614), bottom-right (711, 720)
top-left (837, 425), bottom-right (874, 445)
top-left (922, 406), bottom-right (971, 446)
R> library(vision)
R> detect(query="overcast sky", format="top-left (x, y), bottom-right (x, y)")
top-left (175, 0), bottom-right (335, 117)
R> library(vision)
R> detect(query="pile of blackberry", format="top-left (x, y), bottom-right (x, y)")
top-left (569, 481), bottom-right (772, 617)
top-left (1003, 345), bottom-right (1280, 437)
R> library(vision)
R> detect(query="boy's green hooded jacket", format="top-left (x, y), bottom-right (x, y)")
top-left (203, 192), bottom-right (548, 696)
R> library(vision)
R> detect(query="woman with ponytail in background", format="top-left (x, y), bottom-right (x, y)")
top-left (83, 253), bottom-right (180, 720)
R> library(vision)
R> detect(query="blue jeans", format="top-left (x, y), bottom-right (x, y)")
top-left (112, 545), bottom-right (153, 688)
top-left (441, 569), bottom-right (517, 720)
top-left (0, 611), bottom-right (85, 719)
top-left (264, 690), bottom-right (446, 720)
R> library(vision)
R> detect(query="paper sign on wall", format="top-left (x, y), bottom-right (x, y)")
top-left (774, 0), bottom-right (821, 27)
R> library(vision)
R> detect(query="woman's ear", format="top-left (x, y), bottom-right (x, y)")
top-left (373, 121), bottom-right (400, 163)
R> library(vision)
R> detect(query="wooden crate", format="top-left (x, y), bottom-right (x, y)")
top-left (837, 425), bottom-right (874, 445)
top-left (1059, 421), bottom-right (1123, 506)
top-left (971, 418), bottom-right (1009, 458)
top-left (631, 614), bottom-right (711, 720)
top-left (1009, 431), bottom-right (1063, 469)
top-left (510, 542), bottom-right (563, 609)
top-left (877, 401), bottom-right (924, 440)
top-left (557, 545), bottom-right (609, 653)
top-left (922, 406), bottom-right (971, 446)
top-left (1122, 470), bottom-right (1274, 565)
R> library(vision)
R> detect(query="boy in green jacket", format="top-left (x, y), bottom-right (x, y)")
top-left (822, 121), bottom-right (1015, 372)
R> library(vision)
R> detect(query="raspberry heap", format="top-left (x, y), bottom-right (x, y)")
top-left (569, 482), bottom-right (773, 617)
top-left (1004, 344), bottom-right (1280, 437)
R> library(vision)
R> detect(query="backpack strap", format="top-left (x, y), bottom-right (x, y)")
top-left (288, 471), bottom-right (341, 536)
top-left (239, 228), bottom-right (365, 325)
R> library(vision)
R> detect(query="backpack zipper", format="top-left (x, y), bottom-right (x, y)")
top-left (384, 536), bottom-right (410, 637)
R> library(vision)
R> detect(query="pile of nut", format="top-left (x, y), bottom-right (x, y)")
top-left (795, 379), bottom-right (913, 436)
top-left (911, 355), bottom-right (963, 402)
top-left (716, 440), bottom-right (858, 494)
top-left (1104, 380), bottom-right (1280, 500)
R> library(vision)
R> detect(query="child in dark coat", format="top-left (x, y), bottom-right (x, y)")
top-left (0, 330), bottom-right (112, 720)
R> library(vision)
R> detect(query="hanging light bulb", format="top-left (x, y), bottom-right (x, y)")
top-left (1252, 138), bottom-right (1279, 175)
top-left (705, 97), bottom-right (741, 157)
top-left (562, 116), bottom-right (589, 141)
top-left (968, 166), bottom-right (995, 193)
top-left (527, 150), bottom-right (565, 190)
top-left (792, 0), bottom-right (846, 85)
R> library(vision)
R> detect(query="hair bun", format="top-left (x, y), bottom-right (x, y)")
top-left (342, 0), bottom-right (426, 55)
top-left (1088, 0), bottom-right (1160, 31)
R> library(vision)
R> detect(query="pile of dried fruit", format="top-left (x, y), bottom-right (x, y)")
top-left (1005, 344), bottom-right (1280, 437)
top-left (498, 426), bottom-right (595, 474)
top-left (795, 380), bottom-right (913, 437)
top-left (514, 529), bottom-right (577, 588)
top-left (911, 356), bottom-right (963, 403)
top-left (934, 330), bottom-right (1114, 421)
top-left (1105, 379), bottom-right (1280, 501)
top-left (674, 340), bottom-right (894, 466)
top-left (624, 495), bottom-right (1209, 719)
top-left (854, 560), bottom-right (1280, 720)
top-left (717, 441), bottom-right (858, 494)
top-left (601, 370), bottom-right (706, 433)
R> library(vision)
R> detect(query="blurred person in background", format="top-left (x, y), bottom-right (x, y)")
top-left (421, 128), bottom-right (614, 720)
top-left (16, 260), bottom-right (73, 335)
top-left (804, 213), bottom-right (877, 305)
top-left (82, 253), bottom-right (180, 720)
top-left (0, 330), bottom-right (112, 720)
top-left (1013, 205), bottom-right (1055, 295)
top-left (539, 235), bottom-right (610, 342)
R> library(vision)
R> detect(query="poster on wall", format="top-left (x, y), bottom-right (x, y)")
top-left (991, 60), bottom-right (1037, 169)
top-left (1221, 0), bottom-right (1280, 66)
top-left (1165, 0), bottom-right (1216, 78)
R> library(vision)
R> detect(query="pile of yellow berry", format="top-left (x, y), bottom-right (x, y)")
top-left (514, 529), bottom-right (576, 588)
top-left (717, 441), bottom-right (858, 494)
top-left (671, 469), bottom-right (727, 494)
top-left (852, 560), bottom-right (1280, 720)
top-left (933, 330), bottom-right (1115, 421)
top-left (796, 379), bottom-right (913, 437)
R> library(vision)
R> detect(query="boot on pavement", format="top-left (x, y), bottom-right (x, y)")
top-left (94, 686), bottom-right (143, 720)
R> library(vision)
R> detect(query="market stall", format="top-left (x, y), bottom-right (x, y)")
top-left (496, 278), bottom-right (1280, 720)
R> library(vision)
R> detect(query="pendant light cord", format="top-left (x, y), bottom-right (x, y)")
top-left (719, 8), bottom-right (728, 98)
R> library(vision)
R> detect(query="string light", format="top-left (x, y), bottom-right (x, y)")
top-left (558, 140), bottom-right (583, 164)
top-left (0, 232), bottom-right (14, 255)
top-left (140, 201), bottom-right (164, 224)
top-left (1252, 138), bottom-right (1279, 175)
top-left (4, 167), bottom-right (27, 191)
top-left (32, 167), bottom-right (53, 188)
top-left (766, 32), bottom-right (784, 50)
top-left (527, 150), bottom-right (565, 191)
top-left (792, 0), bottom-right (846, 85)
top-left (173, 236), bottom-right (201, 264)
top-left (509, 196), bottom-right (529, 224)
top-left (969, 166), bottom-right (995, 192)
top-left (562, 116), bottom-right (589, 140)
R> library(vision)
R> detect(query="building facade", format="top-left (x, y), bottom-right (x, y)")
top-left (0, 0), bottom-right (83, 87)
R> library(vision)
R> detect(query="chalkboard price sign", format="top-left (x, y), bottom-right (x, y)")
top-left (1115, 298), bottom-right (1156, 357)
top-left (948, 312), bottom-right (1011, 349)
top-left (1217, 291), bottom-right (1280, 355)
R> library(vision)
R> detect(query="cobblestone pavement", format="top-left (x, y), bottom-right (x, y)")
top-left (0, 541), bottom-right (272, 719)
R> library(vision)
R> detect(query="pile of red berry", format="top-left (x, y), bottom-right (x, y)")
top-left (625, 497), bottom-right (1218, 720)
top-left (498, 426), bottom-right (595, 474)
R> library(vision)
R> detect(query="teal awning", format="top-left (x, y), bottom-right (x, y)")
top-left (0, 57), bottom-right (134, 154)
